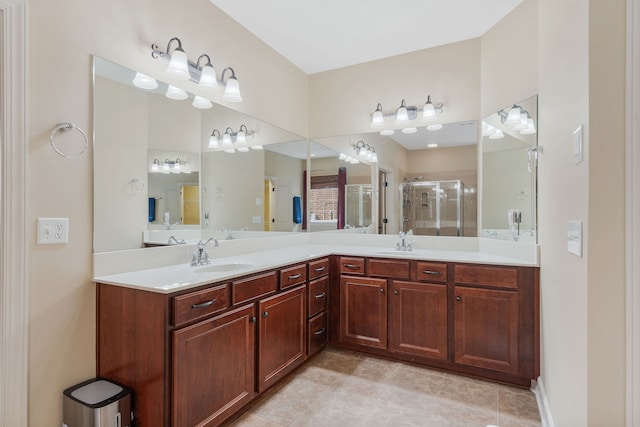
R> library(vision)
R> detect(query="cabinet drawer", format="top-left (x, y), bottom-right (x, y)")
top-left (308, 258), bottom-right (329, 280)
top-left (280, 264), bottom-right (307, 290)
top-left (308, 311), bottom-right (327, 357)
top-left (415, 262), bottom-right (448, 283)
top-left (368, 258), bottom-right (410, 279)
top-left (232, 271), bottom-right (277, 305)
top-left (173, 284), bottom-right (229, 326)
top-left (339, 257), bottom-right (365, 275)
top-left (308, 276), bottom-right (328, 318)
top-left (454, 264), bottom-right (519, 290)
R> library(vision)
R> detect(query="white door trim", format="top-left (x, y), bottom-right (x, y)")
top-left (0, 0), bottom-right (28, 426)
top-left (627, 0), bottom-right (640, 425)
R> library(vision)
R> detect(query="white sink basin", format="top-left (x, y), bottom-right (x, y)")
top-left (193, 263), bottom-right (253, 273)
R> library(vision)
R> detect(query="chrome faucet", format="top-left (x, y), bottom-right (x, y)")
top-left (191, 237), bottom-right (219, 266)
top-left (396, 229), bottom-right (414, 251)
top-left (168, 236), bottom-right (186, 245)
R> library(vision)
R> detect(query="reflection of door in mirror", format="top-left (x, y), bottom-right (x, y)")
top-left (180, 185), bottom-right (200, 225)
top-left (263, 180), bottom-right (274, 231)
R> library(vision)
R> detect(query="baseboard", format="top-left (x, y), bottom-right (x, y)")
top-left (531, 376), bottom-right (555, 427)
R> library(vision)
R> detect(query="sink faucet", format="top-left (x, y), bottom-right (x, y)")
top-left (168, 236), bottom-right (186, 245)
top-left (191, 237), bottom-right (219, 266)
top-left (396, 230), bottom-right (413, 251)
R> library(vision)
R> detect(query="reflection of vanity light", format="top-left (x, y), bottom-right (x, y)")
top-left (165, 85), bottom-right (188, 100)
top-left (427, 124), bottom-right (443, 131)
top-left (250, 145), bottom-right (263, 150)
top-left (132, 72), bottom-right (158, 90)
top-left (427, 143), bottom-right (438, 148)
top-left (520, 117), bottom-right (536, 134)
top-left (192, 95), bottom-right (212, 109)
top-left (380, 129), bottom-right (395, 136)
top-left (489, 129), bottom-right (505, 139)
top-left (222, 129), bottom-right (232, 146)
top-left (163, 159), bottom-right (171, 172)
top-left (174, 158), bottom-right (181, 171)
top-left (402, 127), bottom-right (417, 134)
top-left (151, 159), bottom-right (160, 172)
top-left (209, 129), bottom-right (221, 148)
top-left (339, 153), bottom-right (347, 160)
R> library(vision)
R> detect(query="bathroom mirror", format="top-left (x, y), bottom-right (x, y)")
top-left (314, 121), bottom-right (479, 236)
top-left (481, 95), bottom-right (538, 242)
top-left (93, 56), bottom-right (305, 252)
top-left (309, 138), bottom-right (374, 232)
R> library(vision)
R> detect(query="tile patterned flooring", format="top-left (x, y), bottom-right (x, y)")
top-left (228, 347), bottom-right (541, 427)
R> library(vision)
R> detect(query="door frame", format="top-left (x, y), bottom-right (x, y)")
top-left (0, 0), bottom-right (28, 426)
top-left (627, 0), bottom-right (640, 425)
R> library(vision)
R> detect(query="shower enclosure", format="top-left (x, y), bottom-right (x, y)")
top-left (345, 184), bottom-right (372, 228)
top-left (400, 180), bottom-right (464, 236)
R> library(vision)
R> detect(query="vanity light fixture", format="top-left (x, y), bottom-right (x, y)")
top-left (236, 125), bottom-right (248, 143)
top-left (151, 159), bottom-right (160, 172)
top-left (209, 129), bottom-right (221, 148)
top-left (162, 158), bottom-right (171, 172)
top-left (222, 127), bottom-right (234, 152)
top-left (152, 37), bottom-right (243, 103)
top-left (165, 85), bottom-right (188, 100)
top-left (353, 141), bottom-right (378, 163)
top-left (499, 104), bottom-right (536, 135)
top-left (192, 95), bottom-right (213, 109)
top-left (132, 72), bottom-right (158, 90)
top-left (371, 95), bottom-right (445, 135)
top-left (174, 158), bottom-right (181, 171)
top-left (221, 68), bottom-right (242, 102)
top-left (195, 54), bottom-right (218, 93)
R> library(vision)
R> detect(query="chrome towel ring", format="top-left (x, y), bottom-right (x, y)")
top-left (49, 122), bottom-right (88, 158)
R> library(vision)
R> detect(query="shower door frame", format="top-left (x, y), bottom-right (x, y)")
top-left (399, 180), bottom-right (463, 237)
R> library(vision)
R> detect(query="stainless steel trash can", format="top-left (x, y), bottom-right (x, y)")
top-left (63, 378), bottom-right (132, 427)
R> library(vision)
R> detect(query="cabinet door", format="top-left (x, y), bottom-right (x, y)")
top-left (172, 304), bottom-right (256, 427)
top-left (257, 285), bottom-right (306, 392)
top-left (454, 286), bottom-right (520, 374)
top-left (339, 276), bottom-right (387, 349)
top-left (389, 280), bottom-right (448, 360)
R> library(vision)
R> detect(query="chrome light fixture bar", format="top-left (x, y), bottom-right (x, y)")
top-left (151, 37), bottom-right (242, 103)
top-left (353, 140), bottom-right (378, 163)
top-left (371, 96), bottom-right (444, 134)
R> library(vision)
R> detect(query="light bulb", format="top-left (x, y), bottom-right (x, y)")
top-left (222, 76), bottom-right (242, 102)
top-left (236, 130), bottom-right (246, 143)
top-left (209, 135), bottom-right (219, 148)
top-left (198, 64), bottom-right (218, 92)
top-left (422, 96), bottom-right (437, 121)
top-left (395, 100), bottom-right (410, 125)
top-left (165, 48), bottom-right (190, 80)
top-left (222, 133), bottom-right (232, 145)
top-left (132, 72), bottom-right (158, 90)
top-left (371, 104), bottom-right (385, 127)
top-left (520, 118), bottom-right (537, 135)
top-left (505, 105), bottom-right (522, 126)
top-left (192, 95), bottom-right (212, 109)
top-left (165, 85), bottom-right (188, 100)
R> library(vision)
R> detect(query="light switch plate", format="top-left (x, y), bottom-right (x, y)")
top-left (37, 217), bottom-right (69, 244)
top-left (573, 125), bottom-right (584, 164)
top-left (252, 216), bottom-right (262, 224)
top-left (567, 220), bottom-right (582, 257)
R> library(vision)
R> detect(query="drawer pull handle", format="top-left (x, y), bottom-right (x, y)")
top-left (344, 264), bottom-right (360, 269)
top-left (314, 266), bottom-right (326, 272)
top-left (288, 273), bottom-right (302, 280)
top-left (422, 270), bottom-right (442, 275)
top-left (314, 328), bottom-right (326, 336)
top-left (456, 296), bottom-right (461, 302)
top-left (314, 292), bottom-right (326, 299)
top-left (262, 311), bottom-right (269, 318)
top-left (191, 299), bottom-right (216, 309)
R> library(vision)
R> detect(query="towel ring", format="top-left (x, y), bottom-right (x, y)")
top-left (49, 123), bottom-right (88, 158)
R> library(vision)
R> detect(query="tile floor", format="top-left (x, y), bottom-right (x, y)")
top-left (228, 347), bottom-right (541, 427)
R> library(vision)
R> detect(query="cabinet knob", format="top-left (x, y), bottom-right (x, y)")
top-left (249, 316), bottom-right (257, 323)
top-left (379, 288), bottom-right (384, 293)
top-left (262, 311), bottom-right (268, 318)
top-left (393, 290), bottom-right (399, 295)
top-left (456, 296), bottom-right (461, 302)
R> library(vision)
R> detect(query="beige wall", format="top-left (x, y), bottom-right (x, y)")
top-left (28, 0), bottom-right (309, 425)
top-left (538, 0), bottom-right (627, 424)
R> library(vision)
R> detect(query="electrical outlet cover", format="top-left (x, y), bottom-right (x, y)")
top-left (37, 218), bottom-right (69, 244)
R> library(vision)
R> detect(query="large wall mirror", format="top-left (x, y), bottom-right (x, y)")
top-left (93, 57), bottom-right (306, 252)
top-left (481, 95), bottom-right (538, 242)
top-left (313, 121), bottom-right (479, 237)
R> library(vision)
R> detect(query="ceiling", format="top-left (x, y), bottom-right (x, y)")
top-left (209, 0), bottom-right (524, 74)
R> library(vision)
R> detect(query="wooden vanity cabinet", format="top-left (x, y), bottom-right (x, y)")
top-left (339, 275), bottom-right (388, 349)
top-left (257, 285), bottom-right (306, 392)
top-left (172, 304), bottom-right (256, 427)
top-left (330, 256), bottom-right (539, 387)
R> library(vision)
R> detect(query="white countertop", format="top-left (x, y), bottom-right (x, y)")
top-left (93, 240), bottom-right (539, 294)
